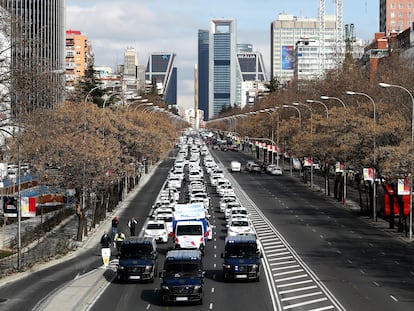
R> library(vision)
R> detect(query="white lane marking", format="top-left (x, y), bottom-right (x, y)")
top-left (211, 287), bottom-right (215, 293)
top-left (209, 302), bottom-right (214, 309)
top-left (274, 269), bottom-right (305, 277)
top-left (278, 285), bottom-right (318, 294)
top-left (272, 265), bottom-right (300, 271)
top-left (146, 304), bottom-right (150, 310)
top-left (283, 297), bottom-right (329, 309)
top-left (275, 274), bottom-right (309, 282)
top-left (277, 279), bottom-right (314, 288)
top-left (281, 291), bottom-right (323, 302)
top-left (390, 295), bottom-right (399, 302)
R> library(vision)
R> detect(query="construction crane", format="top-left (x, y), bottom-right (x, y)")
top-left (345, 23), bottom-right (356, 53)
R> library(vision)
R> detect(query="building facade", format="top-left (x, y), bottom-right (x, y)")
top-left (65, 30), bottom-right (92, 89)
top-left (270, 13), bottom-right (337, 85)
top-left (208, 18), bottom-right (238, 120)
top-left (145, 52), bottom-right (177, 106)
top-left (197, 29), bottom-right (209, 120)
top-left (124, 47), bottom-right (138, 77)
top-left (380, 0), bottom-right (414, 35)
top-left (237, 44), bottom-right (267, 109)
top-left (0, 0), bottom-right (65, 110)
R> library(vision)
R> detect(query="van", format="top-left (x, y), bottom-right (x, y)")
top-left (173, 220), bottom-right (206, 254)
top-left (116, 237), bottom-right (158, 282)
top-left (221, 235), bottom-right (261, 281)
top-left (159, 250), bottom-right (204, 304)
top-left (230, 161), bottom-right (241, 172)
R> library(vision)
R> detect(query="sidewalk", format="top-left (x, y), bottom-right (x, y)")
top-left (0, 163), bottom-right (159, 288)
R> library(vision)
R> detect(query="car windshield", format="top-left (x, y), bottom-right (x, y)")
top-left (177, 225), bottom-right (202, 235)
top-left (231, 220), bottom-right (249, 227)
top-left (120, 244), bottom-right (153, 259)
top-left (165, 262), bottom-right (202, 277)
top-left (147, 224), bottom-right (165, 230)
top-left (225, 244), bottom-right (258, 258)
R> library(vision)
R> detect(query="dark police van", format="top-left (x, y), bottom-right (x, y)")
top-left (159, 250), bottom-right (204, 304)
top-left (116, 237), bottom-right (158, 282)
top-left (221, 235), bottom-right (261, 281)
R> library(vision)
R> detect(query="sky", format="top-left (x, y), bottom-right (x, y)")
top-left (66, 0), bottom-right (379, 109)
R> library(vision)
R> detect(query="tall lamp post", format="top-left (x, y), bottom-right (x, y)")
top-left (307, 99), bottom-right (330, 195)
top-left (282, 105), bottom-right (302, 176)
top-left (259, 108), bottom-right (279, 165)
top-left (321, 95), bottom-right (348, 206)
top-left (346, 90), bottom-right (377, 220)
top-left (379, 82), bottom-right (414, 240)
top-left (293, 102), bottom-right (314, 188)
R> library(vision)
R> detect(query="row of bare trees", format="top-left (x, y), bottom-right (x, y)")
top-left (2, 100), bottom-right (185, 240)
top-left (208, 53), bottom-right (414, 220)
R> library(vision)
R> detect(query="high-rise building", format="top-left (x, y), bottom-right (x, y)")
top-left (208, 18), bottom-right (238, 120)
top-left (145, 52), bottom-right (177, 106)
top-left (0, 0), bottom-right (65, 110)
top-left (124, 47), bottom-right (138, 77)
top-left (380, 0), bottom-right (414, 35)
top-left (270, 13), bottom-right (336, 85)
top-left (237, 44), bottom-right (267, 109)
top-left (198, 29), bottom-right (209, 120)
top-left (65, 30), bottom-right (93, 90)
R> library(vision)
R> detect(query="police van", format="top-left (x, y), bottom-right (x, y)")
top-left (159, 250), bottom-right (204, 304)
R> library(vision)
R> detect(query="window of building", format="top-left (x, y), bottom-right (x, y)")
top-left (409, 4), bottom-right (412, 9)
top-left (399, 3), bottom-right (404, 9)
top-left (390, 3), bottom-right (396, 9)
top-left (391, 12), bottom-right (396, 18)
top-left (399, 12), bottom-right (403, 18)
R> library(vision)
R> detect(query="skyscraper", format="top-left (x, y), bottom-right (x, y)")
top-left (145, 52), bottom-right (177, 106)
top-left (208, 18), bottom-right (238, 120)
top-left (380, 0), bottom-right (414, 34)
top-left (0, 0), bottom-right (65, 110)
top-left (198, 29), bottom-right (209, 120)
top-left (124, 47), bottom-right (138, 77)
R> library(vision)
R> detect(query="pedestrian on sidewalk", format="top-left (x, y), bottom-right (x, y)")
top-left (128, 217), bottom-right (138, 236)
top-left (111, 216), bottom-right (119, 239)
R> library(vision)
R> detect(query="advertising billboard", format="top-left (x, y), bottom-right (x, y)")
top-left (282, 46), bottom-right (294, 70)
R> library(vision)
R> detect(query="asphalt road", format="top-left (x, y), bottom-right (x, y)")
top-left (214, 149), bottom-right (414, 311)
top-left (2, 147), bottom-right (414, 311)
top-left (0, 158), bottom-right (174, 311)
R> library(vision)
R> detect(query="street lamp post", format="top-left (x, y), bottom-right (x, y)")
top-left (259, 108), bottom-right (279, 165)
top-left (282, 105), bottom-right (302, 176)
top-left (321, 95), bottom-right (348, 206)
top-left (379, 82), bottom-right (414, 240)
top-left (346, 90), bottom-right (377, 220)
top-left (293, 102), bottom-right (314, 188)
top-left (306, 99), bottom-right (329, 119)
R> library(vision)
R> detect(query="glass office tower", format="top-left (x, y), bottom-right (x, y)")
top-left (0, 0), bottom-right (65, 110)
top-left (208, 18), bottom-right (238, 120)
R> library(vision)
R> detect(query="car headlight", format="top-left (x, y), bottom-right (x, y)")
top-left (193, 285), bottom-right (202, 290)
top-left (251, 264), bottom-right (258, 270)
top-left (161, 285), bottom-right (169, 290)
top-left (145, 265), bottom-right (153, 272)
top-left (117, 266), bottom-right (125, 270)
top-left (223, 264), bottom-right (231, 269)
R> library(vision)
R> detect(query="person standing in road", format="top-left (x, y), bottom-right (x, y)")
top-left (100, 232), bottom-right (112, 267)
top-left (128, 217), bottom-right (138, 236)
